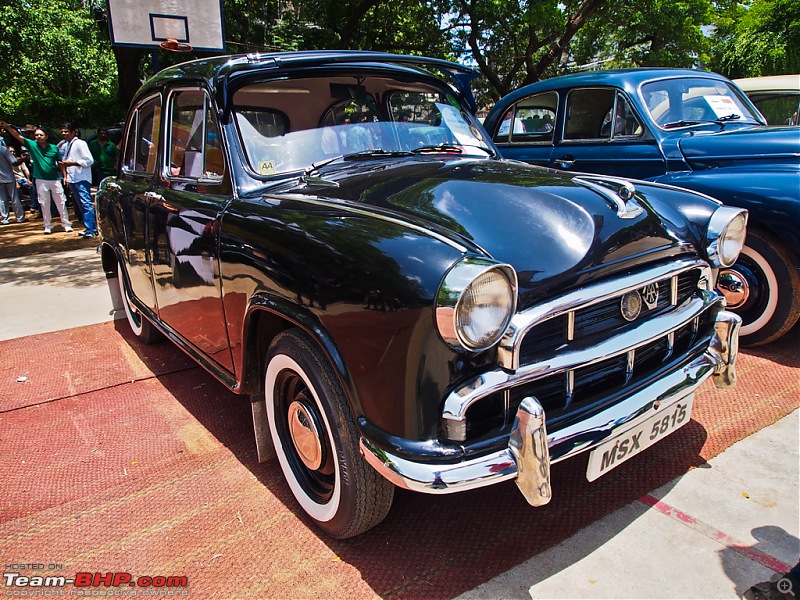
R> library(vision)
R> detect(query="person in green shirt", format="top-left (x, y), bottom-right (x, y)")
top-left (88, 127), bottom-right (119, 185)
top-left (0, 121), bottom-right (73, 234)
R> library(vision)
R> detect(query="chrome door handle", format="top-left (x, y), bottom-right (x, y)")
top-left (554, 155), bottom-right (575, 168)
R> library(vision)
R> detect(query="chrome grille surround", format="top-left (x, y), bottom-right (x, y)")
top-left (443, 258), bottom-right (715, 442)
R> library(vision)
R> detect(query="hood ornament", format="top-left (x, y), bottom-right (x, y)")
top-left (574, 176), bottom-right (644, 219)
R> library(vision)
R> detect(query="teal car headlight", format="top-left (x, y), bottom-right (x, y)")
top-left (706, 207), bottom-right (748, 268)
top-left (436, 258), bottom-right (518, 352)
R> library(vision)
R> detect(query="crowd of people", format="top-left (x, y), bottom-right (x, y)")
top-left (0, 121), bottom-right (119, 238)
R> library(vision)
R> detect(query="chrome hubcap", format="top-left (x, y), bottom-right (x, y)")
top-left (288, 400), bottom-right (323, 470)
top-left (718, 269), bottom-right (750, 309)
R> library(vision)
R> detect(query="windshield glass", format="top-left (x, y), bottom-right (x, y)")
top-left (233, 75), bottom-right (492, 176)
top-left (641, 77), bottom-right (760, 128)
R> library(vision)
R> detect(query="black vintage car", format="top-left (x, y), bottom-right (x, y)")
top-left (97, 51), bottom-right (744, 538)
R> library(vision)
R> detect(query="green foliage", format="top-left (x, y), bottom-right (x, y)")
top-left (570, 0), bottom-right (713, 70)
top-left (1, 0), bottom-right (796, 125)
top-left (709, 0), bottom-right (800, 77)
top-left (0, 0), bottom-right (121, 128)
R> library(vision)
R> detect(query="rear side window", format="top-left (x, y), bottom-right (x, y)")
top-left (168, 89), bottom-right (225, 180)
top-left (122, 95), bottom-right (162, 174)
top-left (493, 91), bottom-right (557, 144)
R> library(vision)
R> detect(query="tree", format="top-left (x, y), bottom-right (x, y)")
top-left (709, 0), bottom-right (800, 77)
top-left (446, 0), bottom-right (606, 103)
top-left (0, 0), bottom-right (120, 128)
top-left (569, 0), bottom-right (713, 70)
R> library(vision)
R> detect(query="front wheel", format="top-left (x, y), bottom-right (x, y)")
top-left (265, 329), bottom-right (394, 538)
top-left (718, 228), bottom-right (800, 346)
top-left (116, 262), bottom-right (163, 344)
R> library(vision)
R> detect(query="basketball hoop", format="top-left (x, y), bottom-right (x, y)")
top-left (159, 38), bottom-right (193, 52)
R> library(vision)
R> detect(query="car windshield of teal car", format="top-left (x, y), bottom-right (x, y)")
top-left (233, 76), bottom-right (493, 177)
top-left (642, 77), bottom-right (762, 129)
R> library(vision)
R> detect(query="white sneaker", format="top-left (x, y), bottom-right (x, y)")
top-left (64, 226), bottom-right (73, 233)
top-left (43, 228), bottom-right (52, 234)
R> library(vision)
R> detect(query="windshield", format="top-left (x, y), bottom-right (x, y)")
top-left (233, 75), bottom-right (492, 176)
top-left (641, 77), bottom-right (761, 129)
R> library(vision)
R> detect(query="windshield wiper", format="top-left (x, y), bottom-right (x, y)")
top-left (343, 149), bottom-right (414, 160)
top-left (410, 144), bottom-right (464, 154)
top-left (663, 114), bottom-right (743, 130)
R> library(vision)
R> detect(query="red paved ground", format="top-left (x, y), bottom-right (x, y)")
top-left (0, 321), bottom-right (797, 598)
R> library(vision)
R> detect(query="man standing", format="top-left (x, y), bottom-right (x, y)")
top-left (60, 123), bottom-right (97, 238)
top-left (0, 121), bottom-right (72, 234)
top-left (0, 138), bottom-right (26, 224)
top-left (88, 127), bottom-right (119, 185)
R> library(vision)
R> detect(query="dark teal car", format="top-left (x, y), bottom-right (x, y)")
top-left (484, 68), bottom-right (800, 346)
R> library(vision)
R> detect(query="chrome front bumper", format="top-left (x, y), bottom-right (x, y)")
top-left (360, 309), bottom-right (741, 506)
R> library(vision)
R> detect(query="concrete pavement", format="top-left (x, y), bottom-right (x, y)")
top-left (1, 247), bottom-right (798, 599)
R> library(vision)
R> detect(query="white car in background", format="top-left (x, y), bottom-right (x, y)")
top-left (734, 74), bottom-right (800, 125)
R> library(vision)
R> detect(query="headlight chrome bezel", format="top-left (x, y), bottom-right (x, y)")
top-left (706, 206), bottom-right (749, 268)
top-left (435, 257), bottom-right (518, 352)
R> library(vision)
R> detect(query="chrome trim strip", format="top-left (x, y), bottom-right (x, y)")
top-left (497, 258), bottom-right (710, 371)
top-left (360, 310), bottom-right (740, 497)
top-left (447, 290), bottom-right (720, 435)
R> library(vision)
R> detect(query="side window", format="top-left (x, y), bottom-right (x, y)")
top-left (564, 88), bottom-right (616, 140)
top-left (602, 94), bottom-right (644, 138)
top-left (122, 95), bottom-right (162, 173)
top-left (507, 92), bottom-right (558, 144)
top-left (168, 89), bottom-right (225, 181)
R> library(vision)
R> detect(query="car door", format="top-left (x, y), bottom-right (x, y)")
top-left (114, 94), bottom-right (162, 314)
top-left (489, 91), bottom-right (557, 167)
top-left (551, 88), bottom-right (666, 179)
top-left (149, 87), bottom-right (235, 374)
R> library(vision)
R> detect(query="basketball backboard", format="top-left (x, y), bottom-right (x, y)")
top-left (106, 0), bottom-right (225, 52)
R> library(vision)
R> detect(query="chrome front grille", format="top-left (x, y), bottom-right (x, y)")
top-left (443, 257), bottom-right (719, 443)
top-left (518, 270), bottom-right (699, 363)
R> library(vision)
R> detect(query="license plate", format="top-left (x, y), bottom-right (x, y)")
top-left (586, 394), bottom-right (694, 482)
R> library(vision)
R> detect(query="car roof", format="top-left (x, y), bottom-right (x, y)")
top-left (137, 51), bottom-right (481, 113)
top-left (734, 74), bottom-right (800, 93)
top-left (494, 68), bottom-right (732, 107)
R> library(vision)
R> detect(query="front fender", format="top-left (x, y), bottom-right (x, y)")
top-left (654, 167), bottom-right (800, 265)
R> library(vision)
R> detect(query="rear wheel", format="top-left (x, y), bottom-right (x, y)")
top-left (116, 262), bottom-right (163, 344)
top-left (265, 329), bottom-right (394, 538)
top-left (718, 228), bottom-right (800, 346)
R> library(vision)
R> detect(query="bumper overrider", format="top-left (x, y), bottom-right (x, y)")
top-left (360, 275), bottom-right (741, 506)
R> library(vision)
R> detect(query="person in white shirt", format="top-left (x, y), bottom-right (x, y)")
top-left (59, 122), bottom-right (97, 238)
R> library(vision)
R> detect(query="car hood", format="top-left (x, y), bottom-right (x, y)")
top-left (678, 125), bottom-right (800, 169)
top-left (272, 158), bottom-right (699, 304)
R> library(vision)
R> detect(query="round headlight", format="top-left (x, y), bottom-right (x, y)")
top-left (436, 258), bottom-right (517, 352)
top-left (706, 207), bottom-right (748, 268)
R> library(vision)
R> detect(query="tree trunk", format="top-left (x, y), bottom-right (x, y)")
top-left (113, 46), bottom-right (148, 108)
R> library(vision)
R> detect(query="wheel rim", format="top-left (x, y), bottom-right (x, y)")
top-left (726, 246), bottom-right (779, 337)
top-left (270, 362), bottom-right (336, 507)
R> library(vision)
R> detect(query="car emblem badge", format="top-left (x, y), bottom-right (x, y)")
top-left (641, 283), bottom-right (659, 310)
top-left (620, 290), bottom-right (643, 322)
